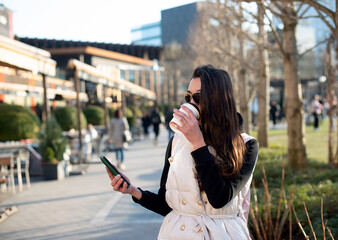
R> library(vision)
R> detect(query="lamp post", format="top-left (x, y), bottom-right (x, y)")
top-left (319, 75), bottom-right (327, 98)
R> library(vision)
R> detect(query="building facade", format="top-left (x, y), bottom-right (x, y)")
top-left (131, 2), bottom-right (200, 47)
top-left (0, 3), bottom-right (170, 123)
top-left (131, 21), bottom-right (162, 46)
top-left (17, 38), bottom-right (167, 111)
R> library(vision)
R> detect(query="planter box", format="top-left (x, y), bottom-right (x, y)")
top-left (42, 161), bottom-right (65, 180)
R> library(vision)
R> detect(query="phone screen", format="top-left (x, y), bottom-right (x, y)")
top-left (100, 156), bottom-right (130, 188)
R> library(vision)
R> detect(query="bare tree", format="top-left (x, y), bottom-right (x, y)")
top-left (293, 0), bottom-right (337, 55)
top-left (288, 0), bottom-right (337, 166)
top-left (257, 1), bottom-right (271, 147)
top-left (325, 36), bottom-right (338, 166)
top-left (237, 1), bottom-right (252, 134)
top-left (256, 1), bottom-right (308, 168)
top-left (162, 42), bottom-right (194, 105)
top-left (186, 0), bottom-right (271, 138)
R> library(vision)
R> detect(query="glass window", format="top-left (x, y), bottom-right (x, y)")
top-left (153, 71), bottom-right (157, 92)
top-left (146, 71), bottom-right (150, 90)
top-left (120, 69), bottom-right (125, 79)
top-left (129, 70), bottom-right (135, 83)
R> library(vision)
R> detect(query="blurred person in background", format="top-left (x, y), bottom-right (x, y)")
top-left (269, 100), bottom-right (280, 128)
top-left (141, 112), bottom-right (151, 139)
top-left (311, 95), bottom-right (324, 131)
top-left (109, 109), bottom-right (129, 170)
top-left (151, 106), bottom-right (161, 145)
top-left (85, 124), bottom-right (98, 157)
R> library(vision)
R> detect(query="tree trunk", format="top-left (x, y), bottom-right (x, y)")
top-left (257, 3), bottom-right (270, 147)
top-left (334, 1), bottom-right (338, 166)
top-left (282, 5), bottom-right (307, 168)
top-left (327, 43), bottom-right (334, 165)
top-left (238, 67), bottom-right (250, 133)
top-left (238, 3), bottom-right (251, 134)
top-left (326, 36), bottom-right (337, 166)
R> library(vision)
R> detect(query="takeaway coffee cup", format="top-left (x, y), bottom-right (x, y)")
top-left (169, 102), bottom-right (200, 133)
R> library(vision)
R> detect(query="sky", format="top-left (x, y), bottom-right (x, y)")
top-left (1, 0), bottom-right (198, 44)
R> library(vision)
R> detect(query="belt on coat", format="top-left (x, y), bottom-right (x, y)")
top-left (172, 210), bottom-right (248, 240)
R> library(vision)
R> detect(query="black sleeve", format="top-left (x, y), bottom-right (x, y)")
top-left (132, 137), bottom-right (173, 216)
top-left (191, 138), bottom-right (259, 209)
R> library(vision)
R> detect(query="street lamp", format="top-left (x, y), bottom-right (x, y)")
top-left (319, 75), bottom-right (327, 83)
top-left (319, 75), bottom-right (327, 97)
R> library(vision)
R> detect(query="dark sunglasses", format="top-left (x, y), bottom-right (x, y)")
top-left (184, 91), bottom-right (200, 104)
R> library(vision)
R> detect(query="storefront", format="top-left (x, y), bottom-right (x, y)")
top-left (0, 35), bottom-right (88, 120)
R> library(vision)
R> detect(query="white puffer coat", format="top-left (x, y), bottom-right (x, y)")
top-left (158, 132), bottom-right (257, 240)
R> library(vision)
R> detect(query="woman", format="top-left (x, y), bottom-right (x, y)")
top-left (106, 65), bottom-right (259, 239)
top-left (109, 109), bottom-right (130, 170)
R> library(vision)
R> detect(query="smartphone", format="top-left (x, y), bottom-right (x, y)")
top-left (100, 155), bottom-right (130, 188)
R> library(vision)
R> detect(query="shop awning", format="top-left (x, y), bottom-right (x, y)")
top-left (0, 35), bottom-right (56, 76)
top-left (0, 81), bottom-right (88, 101)
top-left (67, 59), bottom-right (156, 100)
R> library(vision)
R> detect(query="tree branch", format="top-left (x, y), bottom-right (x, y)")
top-left (213, 47), bottom-right (257, 72)
top-left (315, 8), bottom-right (335, 34)
top-left (293, 0), bottom-right (334, 21)
top-left (295, 1), bottom-right (306, 15)
top-left (299, 37), bottom-right (330, 58)
top-left (260, 2), bottom-right (285, 57)
top-left (298, 4), bottom-right (311, 18)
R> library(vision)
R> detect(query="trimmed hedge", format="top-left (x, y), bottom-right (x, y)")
top-left (53, 106), bottom-right (87, 131)
top-left (83, 105), bottom-right (105, 126)
top-left (0, 104), bottom-right (40, 141)
top-left (109, 107), bottom-right (116, 119)
top-left (125, 107), bottom-right (135, 127)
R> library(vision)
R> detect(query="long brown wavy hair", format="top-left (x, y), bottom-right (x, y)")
top-left (192, 65), bottom-right (246, 178)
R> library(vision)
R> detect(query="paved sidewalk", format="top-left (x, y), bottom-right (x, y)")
top-left (0, 128), bottom-right (171, 240)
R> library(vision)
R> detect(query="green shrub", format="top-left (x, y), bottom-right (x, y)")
top-left (126, 107), bottom-right (136, 127)
top-left (250, 146), bottom-right (338, 239)
top-left (109, 107), bottom-right (117, 119)
top-left (53, 106), bottom-right (87, 131)
top-left (45, 147), bottom-right (55, 163)
top-left (0, 104), bottom-right (40, 141)
top-left (39, 115), bottom-right (67, 162)
top-left (83, 105), bottom-right (105, 125)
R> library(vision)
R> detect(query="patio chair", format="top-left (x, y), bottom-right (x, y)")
top-left (13, 149), bottom-right (31, 192)
top-left (0, 153), bottom-right (15, 193)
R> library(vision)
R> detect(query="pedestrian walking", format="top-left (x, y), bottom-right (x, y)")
top-left (270, 100), bottom-right (280, 128)
top-left (84, 123), bottom-right (99, 157)
top-left (105, 65), bottom-right (259, 239)
top-left (141, 112), bottom-right (151, 139)
top-left (109, 109), bottom-right (129, 170)
top-left (150, 107), bottom-right (161, 145)
top-left (311, 95), bottom-right (323, 131)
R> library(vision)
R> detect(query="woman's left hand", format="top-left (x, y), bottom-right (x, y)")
top-left (172, 105), bottom-right (206, 150)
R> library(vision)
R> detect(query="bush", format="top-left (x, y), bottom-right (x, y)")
top-left (0, 104), bottom-right (40, 141)
top-left (109, 107), bottom-right (117, 119)
top-left (53, 106), bottom-right (87, 131)
top-left (45, 147), bottom-right (55, 163)
top-left (126, 107), bottom-right (136, 127)
top-left (250, 146), bottom-right (338, 239)
top-left (39, 115), bottom-right (67, 162)
top-left (83, 105), bottom-right (105, 125)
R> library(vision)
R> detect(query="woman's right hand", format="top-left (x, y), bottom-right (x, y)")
top-left (105, 167), bottom-right (142, 200)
